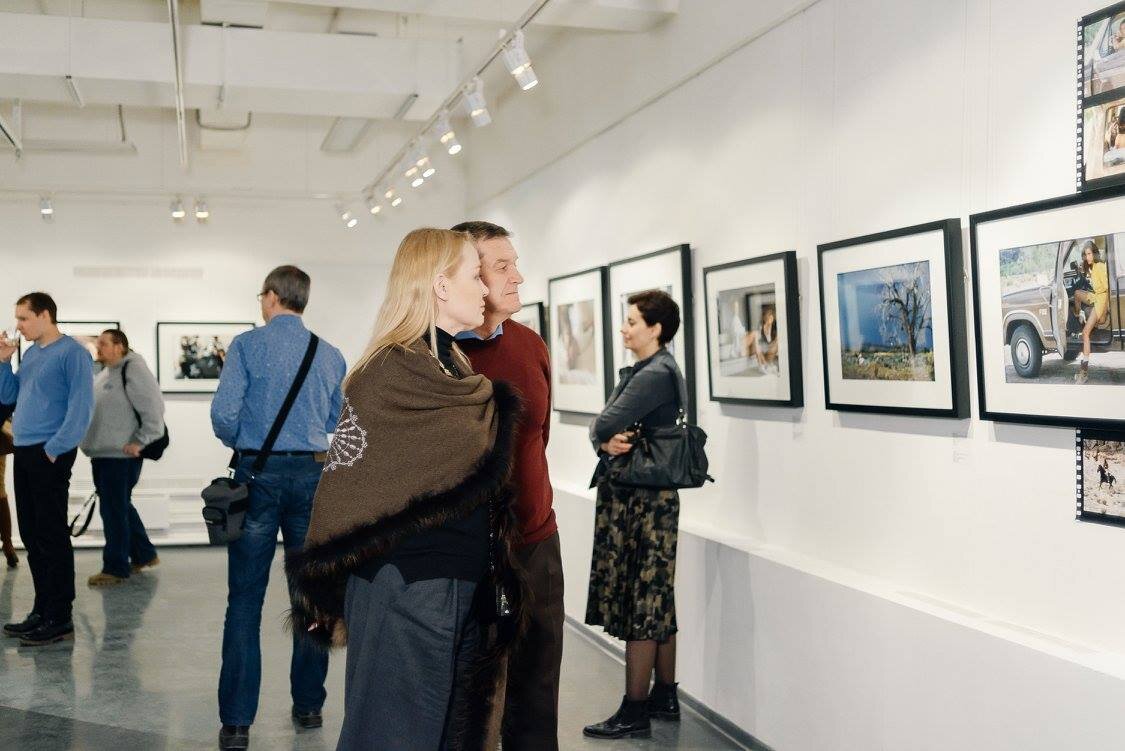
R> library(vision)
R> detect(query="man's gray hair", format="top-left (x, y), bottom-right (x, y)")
top-left (262, 265), bottom-right (311, 313)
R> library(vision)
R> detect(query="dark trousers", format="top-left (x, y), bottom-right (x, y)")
top-left (13, 444), bottom-right (78, 622)
top-left (91, 458), bottom-right (157, 578)
top-left (503, 531), bottom-right (565, 751)
top-left (218, 454), bottom-right (329, 727)
top-left (339, 566), bottom-right (479, 751)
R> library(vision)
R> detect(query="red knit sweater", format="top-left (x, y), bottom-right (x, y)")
top-left (459, 320), bottom-right (557, 546)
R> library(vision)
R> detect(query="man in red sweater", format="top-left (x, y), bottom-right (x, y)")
top-left (453, 221), bottom-right (562, 750)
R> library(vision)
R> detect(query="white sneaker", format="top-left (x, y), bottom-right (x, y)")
top-left (1079, 309), bottom-right (1087, 325)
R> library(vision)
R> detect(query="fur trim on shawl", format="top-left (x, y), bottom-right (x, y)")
top-left (285, 378), bottom-right (526, 749)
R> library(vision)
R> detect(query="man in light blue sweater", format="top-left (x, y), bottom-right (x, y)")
top-left (0, 293), bottom-right (94, 647)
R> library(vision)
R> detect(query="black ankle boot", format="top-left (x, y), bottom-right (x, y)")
top-left (648, 680), bottom-right (681, 721)
top-left (583, 696), bottom-right (651, 739)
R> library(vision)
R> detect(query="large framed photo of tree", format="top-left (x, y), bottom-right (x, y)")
top-left (548, 267), bottom-right (612, 414)
top-left (971, 184), bottom-right (1125, 429)
top-left (607, 244), bottom-right (695, 422)
top-left (703, 251), bottom-right (803, 407)
top-left (817, 219), bottom-right (969, 418)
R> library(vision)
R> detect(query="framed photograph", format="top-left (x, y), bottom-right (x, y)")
top-left (971, 184), bottom-right (1125, 429)
top-left (19, 320), bottom-right (120, 372)
top-left (818, 219), bottom-right (968, 418)
top-left (1076, 428), bottom-right (1125, 528)
top-left (1078, 2), bottom-right (1125, 190)
top-left (607, 244), bottom-right (695, 421)
top-left (155, 321), bottom-right (255, 394)
top-left (703, 251), bottom-right (803, 407)
top-left (511, 301), bottom-right (546, 338)
top-left (548, 267), bottom-right (611, 414)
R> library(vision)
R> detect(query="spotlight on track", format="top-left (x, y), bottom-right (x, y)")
top-left (194, 199), bottom-right (210, 221)
top-left (170, 198), bottom-right (186, 220)
top-left (437, 113), bottom-right (461, 156)
top-left (366, 196), bottom-right (382, 216)
top-left (463, 77), bottom-right (491, 127)
top-left (502, 30), bottom-right (538, 91)
top-left (39, 197), bottom-right (53, 219)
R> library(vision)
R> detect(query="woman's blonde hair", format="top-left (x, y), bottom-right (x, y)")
top-left (348, 228), bottom-right (473, 384)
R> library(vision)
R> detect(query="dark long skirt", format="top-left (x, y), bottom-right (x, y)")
top-left (338, 565), bottom-right (479, 751)
top-left (584, 480), bottom-right (679, 642)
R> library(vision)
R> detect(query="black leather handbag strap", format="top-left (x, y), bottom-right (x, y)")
top-left (70, 492), bottom-right (97, 537)
top-left (249, 333), bottom-right (319, 476)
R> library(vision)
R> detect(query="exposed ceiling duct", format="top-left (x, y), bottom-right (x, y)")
top-left (0, 103), bottom-right (137, 155)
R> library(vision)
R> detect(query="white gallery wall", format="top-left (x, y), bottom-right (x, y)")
top-left (464, 0), bottom-right (1125, 748)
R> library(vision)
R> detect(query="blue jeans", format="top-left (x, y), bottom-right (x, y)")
top-left (91, 458), bottom-right (157, 578)
top-left (218, 454), bottom-right (329, 726)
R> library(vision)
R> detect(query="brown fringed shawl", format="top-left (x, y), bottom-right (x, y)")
top-left (287, 339), bottom-right (524, 750)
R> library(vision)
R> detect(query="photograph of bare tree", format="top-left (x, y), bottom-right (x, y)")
top-left (837, 261), bottom-right (934, 381)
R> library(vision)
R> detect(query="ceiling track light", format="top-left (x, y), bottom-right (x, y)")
top-left (170, 197), bottom-right (186, 220)
top-left (39, 196), bottom-right (53, 219)
top-left (336, 204), bottom-right (358, 229)
top-left (436, 113), bottom-right (462, 156)
top-left (502, 30), bottom-right (538, 91)
top-left (391, 195), bottom-right (403, 208)
top-left (366, 196), bottom-right (382, 215)
top-left (463, 77), bottom-right (492, 127)
top-left (384, 186), bottom-right (396, 201)
top-left (194, 199), bottom-right (209, 221)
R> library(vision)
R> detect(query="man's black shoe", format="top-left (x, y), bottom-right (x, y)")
top-left (583, 696), bottom-right (651, 739)
top-left (647, 680), bottom-right (681, 721)
top-left (3, 612), bottom-right (42, 637)
top-left (292, 707), bottom-right (323, 729)
top-left (218, 725), bottom-right (249, 750)
top-left (19, 619), bottom-right (74, 647)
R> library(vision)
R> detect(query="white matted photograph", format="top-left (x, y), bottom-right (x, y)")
top-left (606, 244), bottom-right (695, 421)
top-left (548, 268), bottom-right (610, 414)
top-left (703, 251), bottom-right (802, 407)
top-left (972, 185), bottom-right (1125, 428)
top-left (155, 321), bottom-right (255, 394)
top-left (818, 219), bottom-right (968, 418)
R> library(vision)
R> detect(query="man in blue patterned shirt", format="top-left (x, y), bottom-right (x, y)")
top-left (210, 266), bottom-right (346, 751)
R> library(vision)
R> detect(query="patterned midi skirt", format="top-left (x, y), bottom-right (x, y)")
top-left (585, 479), bottom-right (679, 642)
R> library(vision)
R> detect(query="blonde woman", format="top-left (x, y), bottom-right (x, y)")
top-left (1073, 241), bottom-right (1110, 384)
top-left (288, 229), bottom-right (524, 751)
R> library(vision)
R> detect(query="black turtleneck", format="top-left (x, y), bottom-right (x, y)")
top-left (355, 326), bottom-right (488, 585)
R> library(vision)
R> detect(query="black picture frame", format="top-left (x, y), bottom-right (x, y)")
top-left (513, 301), bottom-right (547, 339)
top-left (155, 320), bottom-right (255, 395)
top-left (702, 251), bottom-right (803, 408)
top-left (1076, 427), bottom-right (1125, 528)
top-left (606, 244), bottom-right (696, 423)
top-left (970, 183), bottom-right (1125, 430)
top-left (1077, 1), bottom-right (1125, 191)
top-left (547, 266), bottom-right (612, 415)
top-left (817, 218), bottom-right (968, 418)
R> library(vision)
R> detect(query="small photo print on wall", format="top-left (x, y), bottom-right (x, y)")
top-left (818, 219), bottom-right (967, 418)
top-left (156, 321), bottom-right (255, 394)
top-left (1077, 428), bottom-right (1125, 528)
top-left (836, 261), bottom-right (935, 382)
top-left (704, 251), bottom-right (802, 407)
top-left (548, 267), bottom-right (610, 414)
top-left (511, 301), bottom-right (545, 338)
top-left (1082, 7), bottom-right (1125, 98)
top-left (1082, 96), bottom-right (1125, 187)
top-left (20, 321), bottom-right (119, 373)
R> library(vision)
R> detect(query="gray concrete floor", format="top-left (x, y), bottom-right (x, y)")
top-left (0, 547), bottom-right (741, 750)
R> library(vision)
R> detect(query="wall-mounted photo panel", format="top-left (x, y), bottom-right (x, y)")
top-left (511, 301), bottom-right (546, 339)
top-left (818, 219), bottom-right (968, 418)
top-left (607, 244), bottom-right (695, 421)
top-left (1076, 428), bottom-right (1125, 528)
top-left (548, 268), bottom-right (611, 414)
top-left (156, 321), bottom-right (255, 394)
top-left (1077, 2), bottom-right (1125, 190)
top-left (703, 251), bottom-right (802, 407)
top-left (19, 320), bottom-right (120, 372)
top-left (971, 185), bottom-right (1125, 429)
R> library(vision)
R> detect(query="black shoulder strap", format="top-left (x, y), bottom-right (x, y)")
top-left (252, 333), bottom-right (319, 475)
top-left (121, 360), bottom-right (143, 427)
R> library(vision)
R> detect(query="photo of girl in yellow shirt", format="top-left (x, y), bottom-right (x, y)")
top-left (1072, 240), bottom-right (1111, 383)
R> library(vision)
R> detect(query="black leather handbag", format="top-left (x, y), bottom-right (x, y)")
top-left (606, 369), bottom-right (714, 490)
top-left (121, 361), bottom-right (170, 461)
top-left (201, 334), bottom-right (319, 545)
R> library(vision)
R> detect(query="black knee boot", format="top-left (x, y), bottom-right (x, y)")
top-left (583, 696), bottom-right (651, 739)
top-left (648, 680), bottom-right (680, 721)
